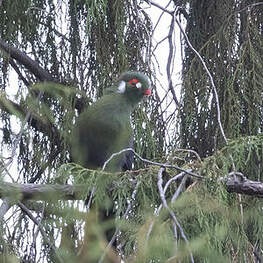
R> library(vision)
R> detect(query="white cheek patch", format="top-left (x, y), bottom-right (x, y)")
top-left (117, 80), bottom-right (126, 93)
top-left (136, 82), bottom-right (142, 89)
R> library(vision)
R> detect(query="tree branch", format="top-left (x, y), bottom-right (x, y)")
top-left (18, 201), bottom-right (64, 263)
top-left (166, 13), bottom-right (180, 107)
top-left (0, 93), bottom-right (61, 144)
top-left (157, 167), bottom-right (194, 262)
top-left (0, 175), bottom-right (262, 203)
top-left (103, 147), bottom-right (204, 179)
top-left (0, 182), bottom-right (86, 201)
top-left (0, 38), bottom-right (56, 82)
top-left (9, 58), bottom-right (31, 86)
top-left (226, 177), bottom-right (263, 198)
top-left (148, 0), bottom-right (173, 15)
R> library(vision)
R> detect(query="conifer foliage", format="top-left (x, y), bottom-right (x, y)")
top-left (0, 0), bottom-right (263, 262)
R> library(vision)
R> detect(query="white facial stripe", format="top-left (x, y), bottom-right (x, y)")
top-left (117, 80), bottom-right (126, 93)
top-left (136, 82), bottom-right (142, 89)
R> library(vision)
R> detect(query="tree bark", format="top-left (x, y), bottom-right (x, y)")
top-left (0, 38), bottom-right (56, 82)
top-left (0, 182), bottom-right (87, 201)
top-left (0, 177), bottom-right (262, 202)
top-left (226, 177), bottom-right (263, 198)
top-left (0, 93), bottom-right (62, 146)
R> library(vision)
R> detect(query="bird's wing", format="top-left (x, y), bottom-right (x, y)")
top-left (119, 135), bottom-right (134, 171)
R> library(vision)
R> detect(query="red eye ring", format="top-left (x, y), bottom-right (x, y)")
top-left (129, 78), bottom-right (139, 85)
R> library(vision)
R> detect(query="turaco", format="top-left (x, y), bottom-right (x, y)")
top-left (71, 71), bottom-right (151, 171)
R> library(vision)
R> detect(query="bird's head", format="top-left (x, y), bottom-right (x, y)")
top-left (116, 71), bottom-right (151, 103)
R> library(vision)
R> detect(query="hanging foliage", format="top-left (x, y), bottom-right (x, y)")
top-left (1, 0), bottom-right (263, 262)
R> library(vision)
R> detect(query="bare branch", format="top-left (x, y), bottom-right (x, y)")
top-left (147, 171), bottom-right (189, 241)
top-left (103, 147), bottom-right (203, 179)
top-left (147, 1), bottom-right (173, 15)
top-left (163, 171), bottom-right (186, 194)
top-left (166, 13), bottom-right (180, 107)
top-left (157, 167), bottom-right (194, 262)
top-left (171, 174), bottom-right (188, 203)
top-left (173, 15), bottom-right (228, 144)
top-left (18, 202), bottom-right (64, 263)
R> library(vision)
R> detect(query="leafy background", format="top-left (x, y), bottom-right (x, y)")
top-left (0, 0), bottom-right (263, 262)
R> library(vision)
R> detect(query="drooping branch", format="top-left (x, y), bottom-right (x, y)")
top-left (18, 201), bottom-right (64, 263)
top-left (0, 38), bottom-right (56, 82)
top-left (0, 93), bottom-right (61, 144)
top-left (166, 13), bottom-right (180, 107)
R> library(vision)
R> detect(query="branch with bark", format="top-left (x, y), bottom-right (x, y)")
top-left (0, 182), bottom-right (86, 201)
top-left (226, 177), bottom-right (263, 198)
top-left (0, 38), bottom-right (56, 82)
top-left (0, 92), bottom-right (62, 143)
top-left (0, 39), bottom-right (88, 143)
top-left (0, 176), bottom-right (262, 202)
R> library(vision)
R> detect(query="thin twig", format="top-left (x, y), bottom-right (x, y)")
top-left (18, 202), bottom-right (64, 263)
top-left (148, 0), bottom-right (173, 15)
top-left (163, 171), bottom-right (186, 194)
top-left (86, 186), bottom-right (95, 212)
top-left (102, 147), bottom-right (203, 179)
top-left (157, 167), bottom-right (194, 262)
top-left (171, 175), bottom-right (188, 203)
top-left (147, 171), bottom-right (188, 241)
top-left (174, 17), bottom-right (228, 145)
top-left (173, 149), bottom-right (202, 163)
top-left (166, 13), bottom-right (180, 107)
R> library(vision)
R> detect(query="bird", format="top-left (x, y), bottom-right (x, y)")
top-left (71, 71), bottom-right (151, 172)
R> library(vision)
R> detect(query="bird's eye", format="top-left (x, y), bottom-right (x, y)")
top-left (129, 78), bottom-right (139, 86)
top-left (129, 78), bottom-right (142, 89)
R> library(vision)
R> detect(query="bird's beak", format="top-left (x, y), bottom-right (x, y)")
top-left (143, 89), bottom-right (151, 96)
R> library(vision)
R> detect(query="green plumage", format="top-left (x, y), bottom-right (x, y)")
top-left (71, 71), bottom-right (151, 172)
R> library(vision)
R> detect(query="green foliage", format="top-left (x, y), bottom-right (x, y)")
top-left (52, 150), bottom-right (263, 262)
top-left (0, 0), bottom-right (159, 260)
top-left (200, 134), bottom-right (263, 181)
top-left (1, 0), bottom-right (263, 262)
top-left (181, 0), bottom-right (263, 156)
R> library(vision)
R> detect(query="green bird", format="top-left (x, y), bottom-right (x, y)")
top-left (71, 71), bottom-right (151, 172)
